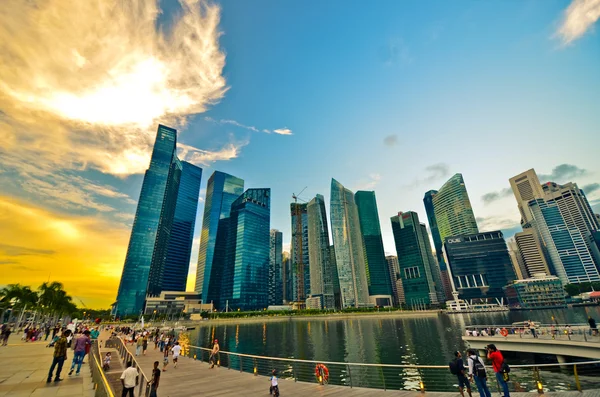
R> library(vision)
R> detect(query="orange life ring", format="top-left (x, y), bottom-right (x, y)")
top-left (315, 363), bottom-right (329, 383)
top-left (500, 329), bottom-right (508, 337)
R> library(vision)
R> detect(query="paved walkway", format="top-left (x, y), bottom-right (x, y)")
top-left (0, 334), bottom-right (95, 397)
top-left (116, 334), bottom-right (599, 397)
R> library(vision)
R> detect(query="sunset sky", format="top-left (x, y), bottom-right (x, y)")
top-left (1, 0), bottom-right (599, 308)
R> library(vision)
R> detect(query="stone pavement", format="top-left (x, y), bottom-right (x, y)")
top-left (0, 334), bottom-right (95, 397)
top-left (116, 334), bottom-right (600, 397)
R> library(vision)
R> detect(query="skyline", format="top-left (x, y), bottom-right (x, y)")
top-left (1, 0), bottom-right (599, 308)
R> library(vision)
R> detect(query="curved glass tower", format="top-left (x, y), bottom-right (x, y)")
top-left (330, 179), bottom-right (369, 308)
top-left (432, 173), bottom-right (479, 243)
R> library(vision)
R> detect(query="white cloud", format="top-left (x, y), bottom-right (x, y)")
top-left (355, 174), bottom-right (382, 191)
top-left (556, 0), bottom-right (600, 45)
top-left (177, 142), bottom-right (247, 166)
top-left (205, 117), bottom-right (293, 135)
top-left (273, 128), bottom-right (293, 136)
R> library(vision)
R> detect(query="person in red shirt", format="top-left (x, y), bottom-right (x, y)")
top-left (487, 344), bottom-right (509, 397)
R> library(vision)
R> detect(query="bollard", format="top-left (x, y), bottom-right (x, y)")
top-left (573, 364), bottom-right (582, 392)
top-left (420, 380), bottom-right (425, 394)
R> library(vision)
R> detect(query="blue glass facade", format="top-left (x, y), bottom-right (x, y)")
top-left (290, 203), bottom-right (310, 302)
top-left (162, 161), bottom-right (202, 292)
top-left (423, 190), bottom-right (445, 270)
top-left (195, 171), bottom-right (244, 307)
top-left (269, 229), bottom-right (283, 305)
top-left (221, 189), bottom-right (271, 311)
top-left (355, 191), bottom-right (392, 297)
top-left (115, 125), bottom-right (177, 316)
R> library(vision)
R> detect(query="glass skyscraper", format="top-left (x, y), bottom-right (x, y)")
top-left (290, 203), bottom-right (310, 302)
top-left (307, 194), bottom-right (337, 309)
top-left (269, 229), bottom-right (283, 306)
top-left (444, 231), bottom-right (516, 302)
top-left (220, 188), bottom-right (271, 311)
top-left (195, 171), bottom-right (244, 308)
top-left (423, 190), bottom-right (453, 300)
top-left (355, 191), bottom-right (393, 300)
top-left (115, 125), bottom-right (177, 316)
top-left (391, 211), bottom-right (441, 307)
top-left (432, 173), bottom-right (479, 243)
top-left (161, 161), bottom-right (202, 292)
top-left (330, 179), bottom-right (370, 308)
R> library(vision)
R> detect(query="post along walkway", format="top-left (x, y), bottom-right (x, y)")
top-left (118, 337), bottom-right (596, 397)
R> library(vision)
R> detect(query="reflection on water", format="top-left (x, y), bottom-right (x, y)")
top-left (188, 307), bottom-right (600, 390)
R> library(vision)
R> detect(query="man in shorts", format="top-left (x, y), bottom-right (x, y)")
top-left (171, 342), bottom-right (181, 368)
top-left (453, 351), bottom-right (472, 397)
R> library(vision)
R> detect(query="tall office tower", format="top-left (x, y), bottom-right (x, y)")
top-left (269, 230), bottom-right (283, 306)
top-left (590, 231), bottom-right (600, 268)
top-left (514, 230), bottom-right (550, 278)
top-left (115, 125), bottom-right (178, 316)
top-left (195, 171), bottom-right (244, 308)
top-left (385, 255), bottom-right (400, 306)
top-left (506, 239), bottom-right (527, 280)
top-left (423, 190), bottom-right (453, 300)
top-left (432, 174), bottom-right (479, 243)
top-left (220, 189), bottom-right (271, 311)
top-left (330, 179), bottom-right (370, 308)
top-left (161, 161), bottom-right (202, 292)
top-left (391, 211), bottom-right (441, 307)
top-left (527, 198), bottom-right (599, 284)
top-left (290, 202), bottom-right (310, 302)
top-left (355, 191), bottom-right (393, 304)
top-left (509, 169), bottom-right (545, 227)
top-left (307, 195), bottom-right (336, 308)
top-left (329, 245), bottom-right (342, 309)
top-left (282, 252), bottom-right (291, 303)
top-left (444, 231), bottom-right (516, 302)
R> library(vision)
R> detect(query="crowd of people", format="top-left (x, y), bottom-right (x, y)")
top-left (449, 344), bottom-right (511, 397)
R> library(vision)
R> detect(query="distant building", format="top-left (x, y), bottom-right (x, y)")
top-left (385, 255), bottom-right (400, 306)
top-left (432, 174), bottom-right (479, 244)
top-left (290, 202), bottom-right (310, 302)
top-left (590, 230), bottom-right (600, 269)
top-left (115, 125), bottom-right (202, 316)
top-left (503, 274), bottom-right (566, 309)
top-left (144, 291), bottom-right (213, 316)
top-left (330, 179), bottom-right (370, 308)
top-left (355, 191), bottom-right (393, 303)
top-left (195, 171), bottom-right (244, 309)
top-left (444, 231), bottom-right (516, 303)
top-left (329, 245), bottom-right (342, 309)
top-left (506, 238), bottom-right (527, 280)
top-left (221, 188), bottom-right (271, 311)
top-left (282, 252), bottom-right (291, 303)
top-left (305, 296), bottom-right (323, 310)
top-left (269, 230), bottom-right (283, 306)
top-left (391, 211), bottom-right (441, 307)
top-left (509, 169), bottom-right (545, 227)
top-left (307, 195), bottom-right (336, 309)
top-left (423, 190), bottom-right (453, 300)
top-left (161, 161), bottom-right (202, 292)
top-left (514, 229), bottom-right (550, 278)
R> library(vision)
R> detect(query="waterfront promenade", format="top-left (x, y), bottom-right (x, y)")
top-left (115, 332), bottom-right (598, 397)
top-left (0, 334), bottom-right (95, 397)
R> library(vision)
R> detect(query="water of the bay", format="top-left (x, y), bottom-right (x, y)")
top-left (186, 306), bottom-right (600, 392)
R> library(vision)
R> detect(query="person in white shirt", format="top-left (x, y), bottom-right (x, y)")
top-left (120, 361), bottom-right (139, 397)
top-left (171, 342), bottom-right (182, 368)
top-left (472, 330), bottom-right (478, 337)
top-left (467, 349), bottom-right (491, 397)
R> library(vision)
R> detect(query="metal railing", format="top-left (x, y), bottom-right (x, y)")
top-left (185, 344), bottom-right (600, 393)
top-left (464, 323), bottom-right (600, 343)
top-left (90, 340), bottom-right (116, 397)
top-left (114, 337), bottom-right (152, 397)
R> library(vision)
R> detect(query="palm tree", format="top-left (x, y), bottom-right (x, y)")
top-left (37, 282), bottom-right (77, 323)
top-left (0, 284), bottom-right (38, 327)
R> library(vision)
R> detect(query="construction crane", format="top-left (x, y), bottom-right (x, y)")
top-left (292, 187), bottom-right (307, 309)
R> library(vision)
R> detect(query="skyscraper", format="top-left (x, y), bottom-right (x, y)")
top-left (290, 203), bottom-right (310, 302)
top-left (444, 231), bottom-right (516, 302)
top-left (514, 230), bottom-right (550, 278)
top-left (506, 238), bottom-right (528, 280)
top-left (307, 194), bottom-right (336, 309)
top-left (195, 171), bottom-right (244, 308)
top-left (161, 161), bottom-right (202, 292)
top-left (432, 173), bottom-right (479, 243)
top-left (385, 255), bottom-right (401, 306)
top-left (269, 229), bottom-right (283, 306)
top-left (115, 125), bottom-right (177, 316)
top-left (220, 188), bottom-right (271, 311)
top-left (528, 198), bottom-right (599, 284)
top-left (509, 169), bottom-right (545, 227)
top-left (391, 211), bottom-right (441, 307)
top-left (423, 190), bottom-right (453, 300)
top-left (330, 179), bottom-right (370, 308)
top-left (355, 191), bottom-right (393, 304)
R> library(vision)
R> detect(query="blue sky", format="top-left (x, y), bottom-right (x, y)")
top-left (1, 0), bottom-right (599, 306)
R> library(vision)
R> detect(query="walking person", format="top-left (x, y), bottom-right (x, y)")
top-left (588, 316), bottom-right (598, 336)
top-left (120, 361), bottom-right (139, 397)
top-left (171, 342), bottom-right (181, 368)
top-left (528, 320), bottom-right (537, 338)
top-left (142, 335), bottom-right (148, 356)
top-left (467, 349), bottom-right (491, 397)
top-left (162, 344), bottom-right (169, 372)
top-left (209, 339), bottom-right (220, 368)
top-left (449, 351), bottom-right (472, 397)
top-left (149, 361), bottom-right (161, 397)
top-left (44, 325), bottom-right (51, 341)
top-left (135, 334), bottom-right (144, 356)
top-left (47, 329), bottom-right (72, 383)
top-left (487, 344), bottom-right (510, 397)
top-left (69, 330), bottom-right (91, 376)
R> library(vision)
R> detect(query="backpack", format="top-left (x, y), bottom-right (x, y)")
top-left (449, 359), bottom-right (459, 375)
top-left (472, 357), bottom-right (486, 378)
